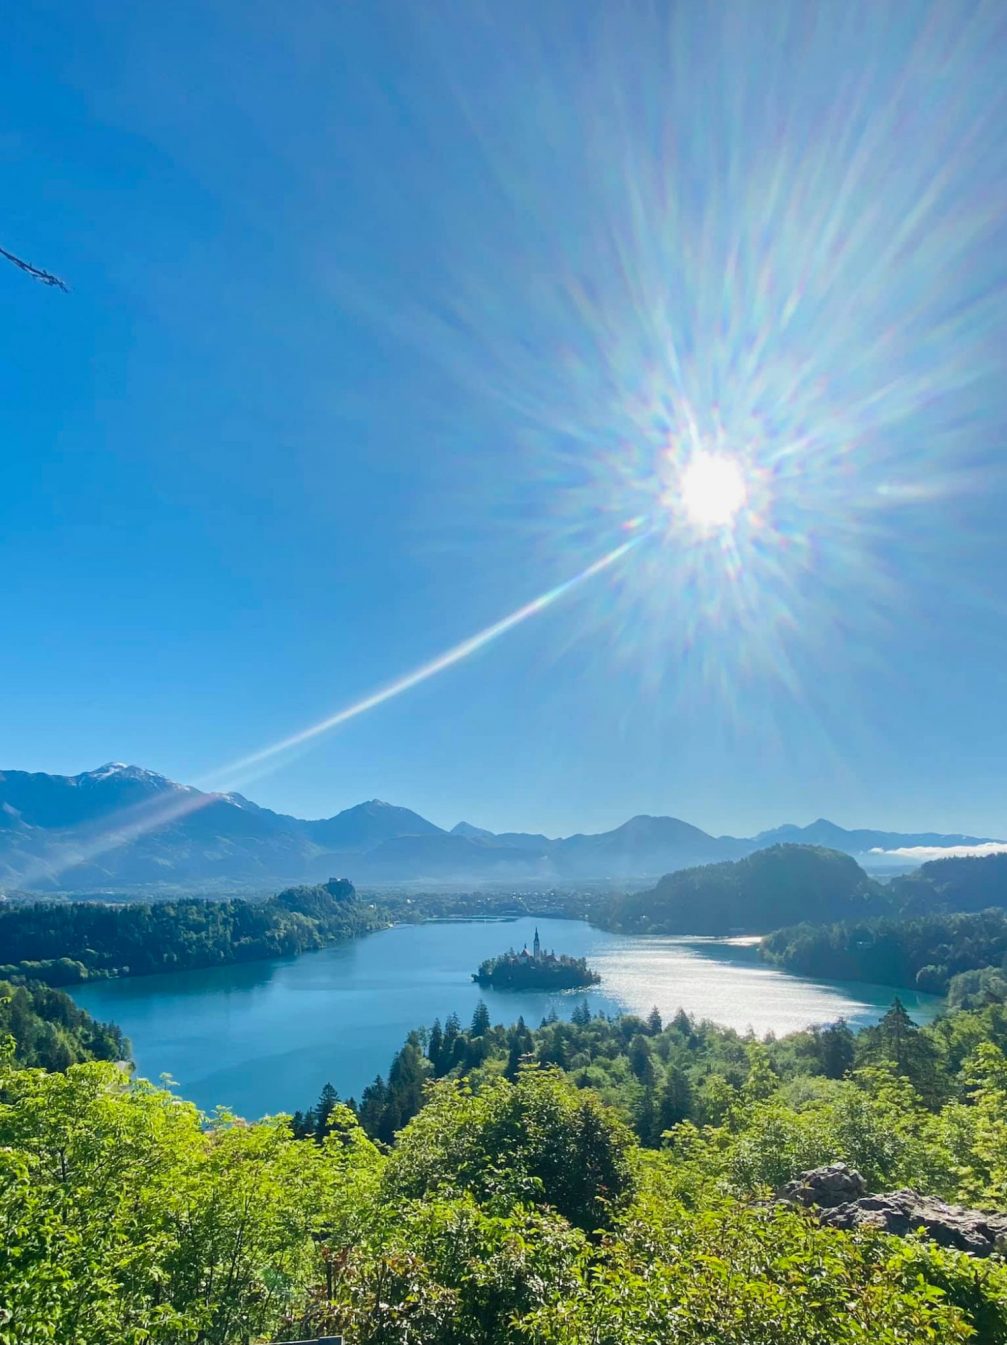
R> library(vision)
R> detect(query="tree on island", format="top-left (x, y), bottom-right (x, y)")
top-left (473, 929), bottom-right (601, 991)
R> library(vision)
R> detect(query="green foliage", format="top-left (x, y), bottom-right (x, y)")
top-left (474, 948), bottom-right (600, 990)
top-left (522, 1197), bottom-right (986, 1344)
top-left (6, 1014), bottom-right (1007, 1343)
top-left (605, 844), bottom-right (886, 935)
top-left (763, 908), bottom-right (1007, 993)
top-left (290, 1197), bottom-right (587, 1345)
top-left (892, 852), bottom-right (1007, 914)
top-left (0, 978), bottom-right (127, 1069)
top-left (948, 964), bottom-right (1007, 1009)
top-left (0, 878), bottom-right (378, 982)
top-left (0, 1060), bottom-right (382, 1344)
top-left (384, 1069), bottom-right (637, 1231)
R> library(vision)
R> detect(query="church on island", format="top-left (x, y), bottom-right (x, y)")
top-left (473, 928), bottom-right (601, 991)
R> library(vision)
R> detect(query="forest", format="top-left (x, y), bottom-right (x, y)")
top-left (8, 991), bottom-right (1007, 1342)
top-left (889, 853), bottom-right (1007, 914)
top-left (0, 977), bottom-right (127, 1070)
top-left (6, 850), bottom-right (1007, 1339)
top-left (600, 844), bottom-right (888, 934)
top-left (762, 909), bottom-right (1007, 994)
top-left (599, 847), bottom-right (1007, 937)
top-left (0, 878), bottom-right (378, 982)
top-left (4, 847), bottom-right (1004, 992)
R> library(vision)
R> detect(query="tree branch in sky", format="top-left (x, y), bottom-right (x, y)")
top-left (0, 244), bottom-right (68, 290)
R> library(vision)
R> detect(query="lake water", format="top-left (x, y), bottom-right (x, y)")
top-left (72, 917), bottom-right (941, 1120)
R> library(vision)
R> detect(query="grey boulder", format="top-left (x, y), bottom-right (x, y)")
top-left (777, 1164), bottom-right (1007, 1257)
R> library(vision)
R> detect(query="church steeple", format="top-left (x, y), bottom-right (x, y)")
top-left (533, 927), bottom-right (541, 959)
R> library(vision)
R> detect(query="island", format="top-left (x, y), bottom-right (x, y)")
top-left (473, 927), bottom-right (601, 991)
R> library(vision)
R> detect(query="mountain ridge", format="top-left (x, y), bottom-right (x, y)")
top-left (0, 763), bottom-right (999, 892)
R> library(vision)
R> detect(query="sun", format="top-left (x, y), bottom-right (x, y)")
top-left (677, 451), bottom-right (748, 530)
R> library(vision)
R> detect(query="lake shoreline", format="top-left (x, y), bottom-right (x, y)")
top-left (70, 917), bottom-right (942, 1120)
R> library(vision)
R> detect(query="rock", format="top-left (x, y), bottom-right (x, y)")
top-left (820, 1190), bottom-right (1007, 1257)
top-left (776, 1162), bottom-right (868, 1209)
top-left (777, 1167), bottom-right (1007, 1257)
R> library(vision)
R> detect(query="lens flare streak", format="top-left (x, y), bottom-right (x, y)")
top-left (17, 533), bottom-right (645, 887)
top-left (201, 532), bottom-right (644, 786)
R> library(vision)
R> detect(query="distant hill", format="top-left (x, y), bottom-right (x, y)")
top-left (888, 852), bottom-right (1007, 914)
top-left (0, 762), bottom-right (998, 892)
top-left (754, 817), bottom-right (992, 854)
top-left (601, 845), bottom-right (888, 936)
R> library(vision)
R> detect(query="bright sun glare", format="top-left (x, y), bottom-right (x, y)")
top-left (678, 451), bottom-right (748, 530)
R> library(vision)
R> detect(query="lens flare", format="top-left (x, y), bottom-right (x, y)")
top-left (199, 531), bottom-right (644, 789)
top-left (676, 451), bottom-right (748, 531)
top-left (14, 532), bottom-right (646, 889)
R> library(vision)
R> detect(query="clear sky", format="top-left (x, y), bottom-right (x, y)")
top-left (2, 1), bottom-right (1006, 838)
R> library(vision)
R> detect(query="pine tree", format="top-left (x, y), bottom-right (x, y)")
top-left (386, 1041), bottom-right (431, 1135)
top-left (657, 1064), bottom-right (694, 1132)
top-left (635, 1084), bottom-right (658, 1146)
top-left (357, 1075), bottom-right (389, 1138)
top-left (860, 998), bottom-right (941, 1103)
top-left (817, 1018), bottom-right (855, 1078)
top-left (471, 1001), bottom-right (491, 1037)
top-left (628, 1034), bottom-right (655, 1082)
top-left (505, 1039), bottom-right (524, 1080)
top-left (427, 1018), bottom-right (444, 1074)
top-left (442, 1012), bottom-right (461, 1066)
top-left (314, 1082), bottom-right (339, 1139)
top-left (647, 1007), bottom-right (663, 1035)
top-left (670, 1008), bottom-right (694, 1041)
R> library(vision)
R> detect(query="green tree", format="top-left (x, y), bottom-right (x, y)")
top-left (315, 1082), bottom-right (340, 1138)
top-left (471, 1001), bottom-right (491, 1037)
top-left (858, 999), bottom-right (942, 1105)
top-left (814, 1018), bottom-right (855, 1078)
top-left (427, 1017), bottom-right (445, 1072)
top-left (385, 1069), bottom-right (636, 1231)
top-left (657, 1064), bottom-right (694, 1133)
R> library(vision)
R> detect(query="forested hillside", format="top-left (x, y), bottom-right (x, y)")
top-left (891, 853), bottom-right (1007, 913)
top-left (602, 844), bottom-right (886, 934)
top-left (0, 977), bottom-right (128, 1069)
top-left (0, 878), bottom-right (378, 982)
top-left (762, 909), bottom-right (1007, 994)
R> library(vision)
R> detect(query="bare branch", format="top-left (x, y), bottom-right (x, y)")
top-left (0, 244), bottom-right (68, 291)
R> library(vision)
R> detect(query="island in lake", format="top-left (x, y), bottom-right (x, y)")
top-left (473, 927), bottom-right (601, 990)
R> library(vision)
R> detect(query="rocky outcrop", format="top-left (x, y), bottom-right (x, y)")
top-left (820, 1191), bottom-right (1007, 1256)
top-left (777, 1162), bottom-right (867, 1209)
top-left (777, 1164), bottom-right (1007, 1257)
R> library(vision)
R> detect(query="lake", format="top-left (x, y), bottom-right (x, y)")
top-left (72, 917), bottom-right (941, 1120)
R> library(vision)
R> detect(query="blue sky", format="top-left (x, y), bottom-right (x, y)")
top-left (2, 0), bottom-right (1006, 838)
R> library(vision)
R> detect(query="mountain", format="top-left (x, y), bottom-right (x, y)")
top-left (0, 763), bottom-right (999, 892)
top-left (451, 821), bottom-right (497, 841)
top-left (553, 814), bottom-right (746, 877)
top-left (0, 763), bottom-right (190, 829)
top-left (753, 818), bottom-right (992, 853)
top-left (303, 801), bottom-right (444, 851)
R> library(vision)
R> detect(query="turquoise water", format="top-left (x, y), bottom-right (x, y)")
top-left (72, 917), bottom-right (940, 1120)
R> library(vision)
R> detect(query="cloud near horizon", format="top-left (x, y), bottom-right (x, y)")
top-left (870, 842), bottom-right (1007, 862)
